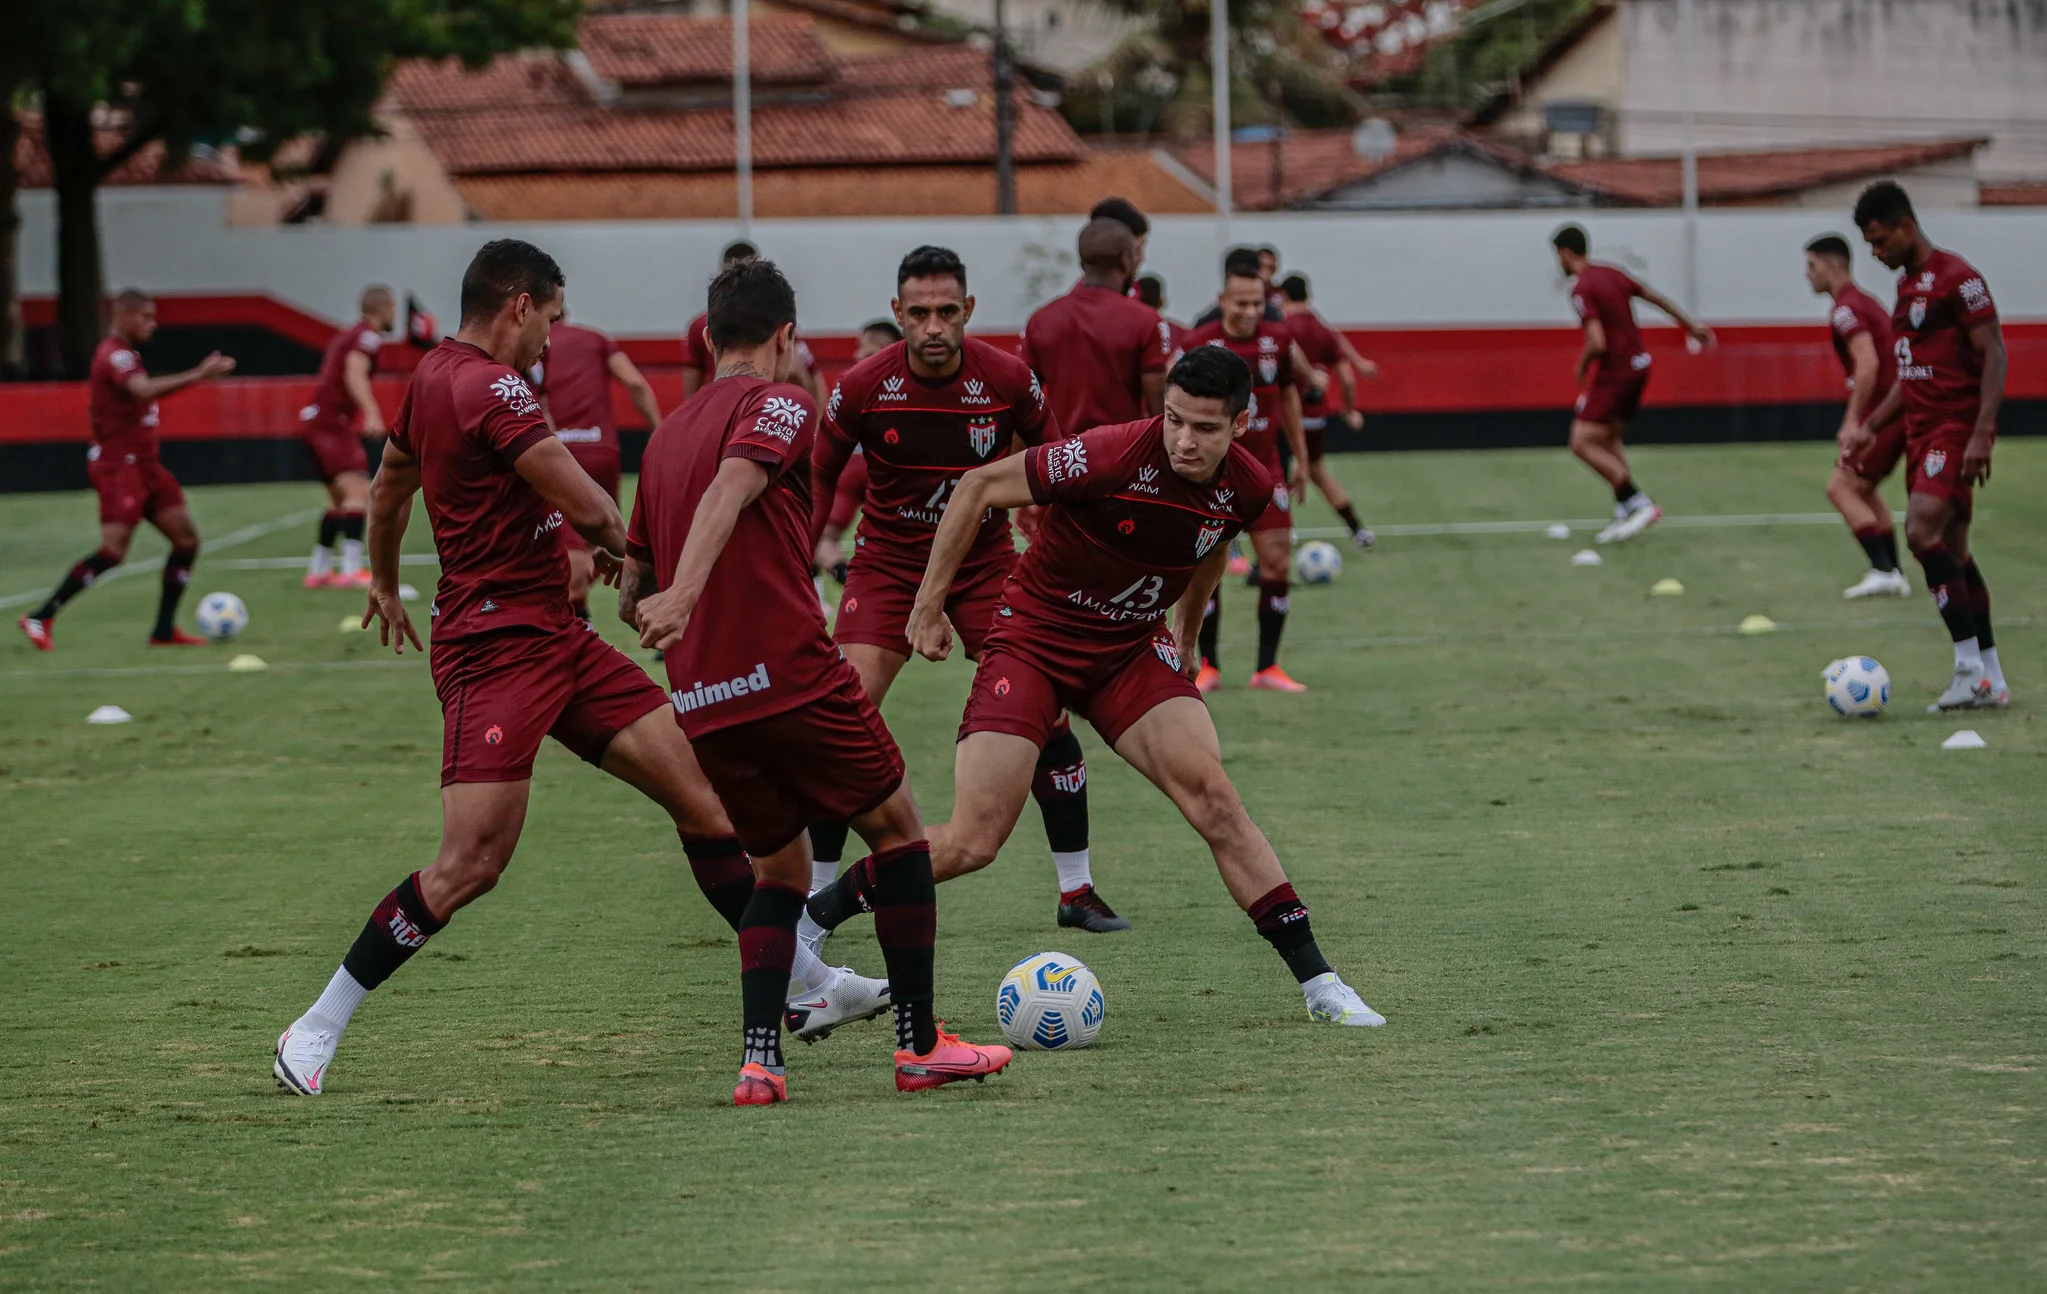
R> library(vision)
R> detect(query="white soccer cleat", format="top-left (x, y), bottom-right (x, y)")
top-left (273, 1024), bottom-right (338, 1095)
top-left (786, 968), bottom-right (891, 1043)
top-left (1302, 972), bottom-right (1385, 1027)
top-left (1595, 503), bottom-right (1662, 545)
top-left (1843, 568), bottom-right (1911, 599)
top-left (1927, 663), bottom-right (1994, 712)
top-left (1983, 686), bottom-right (2013, 709)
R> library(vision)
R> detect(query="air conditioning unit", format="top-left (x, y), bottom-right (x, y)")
top-left (1541, 99), bottom-right (1609, 160)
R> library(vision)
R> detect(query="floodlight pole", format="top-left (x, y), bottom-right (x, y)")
top-left (734, 0), bottom-right (754, 232)
top-left (1677, 0), bottom-right (1698, 311)
top-left (994, 0), bottom-right (1017, 215)
top-left (1210, 0), bottom-right (1232, 233)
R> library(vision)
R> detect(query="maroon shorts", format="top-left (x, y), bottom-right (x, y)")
top-left (1906, 427), bottom-right (1975, 519)
top-left (302, 423), bottom-right (369, 482)
top-left (1574, 368), bottom-right (1649, 426)
top-left (688, 675), bottom-right (906, 856)
top-left (836, 544), bottom-right (1015, 659)
top-left (1302, 419), bottom-right (1328, 463)
top-left (88, 452), bottom-right (185, 527)
top-left (562, 450), bottom-right (622, 553)
top-left (429, 623), bottom-right (668, 786)
top-left (1851, 420), bottom-right (1908, 482)
top-left (959, 624), bottom-right (1199, 749)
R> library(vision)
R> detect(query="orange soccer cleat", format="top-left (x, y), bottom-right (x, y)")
top-left (895, 1026), bottom-right (1013, 1093)
top-left (1194, 660), bottom-right (1221, 694)
top-left (301, 572), bottom-right (330, 590)
top-left (732, 1062), bottom-right (788, 1106)
top-left (19, 616), bottom-right (53, 652)
top-left (1248, 665), bottom-right (1307, 692)
top-left (148, 627), bottom-right (211, 647)
top-left (1225, 551), bottom-right (1252, 577)
top-left (334, 570), bottom-right (375, 589)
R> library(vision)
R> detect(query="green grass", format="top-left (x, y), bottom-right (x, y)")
top-left (2, 443), bottom-right (2043, 1290)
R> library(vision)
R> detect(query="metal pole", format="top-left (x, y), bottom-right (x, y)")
top-left (994, 0), bottom-right (1016, 215)
top-left (734, 0), bottom-right (753, 232)
top-left (1210, 0), bottom-right (1231, 228)
top-left (1677, 0), bottom-right (1698, 311)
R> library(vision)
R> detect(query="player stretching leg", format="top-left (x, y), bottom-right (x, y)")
top-left (808, 246), bottom-right (1129, 940)
top-left (626, 257), bottom-right (1010, 1103)
top-left (1278, 272), bottom-right (1379, 548)
top-left (273, 241), bottom-right (792, 1095)
top-left (1853, 183), bottom-right (2011, 710)
top-left (1549, 225), bottom-right (1714, 544)
top-left (19, 290), bottom-right (234, 651)
top-left (299, 286), bottom-right (395, 589)
top-left (1803, 235), bottom-right (1910, 599)
top-left (810, 348), bottom-right (1382, 1026)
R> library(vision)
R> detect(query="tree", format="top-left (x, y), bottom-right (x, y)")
top-left (16, 0), bottom-right (579, 377)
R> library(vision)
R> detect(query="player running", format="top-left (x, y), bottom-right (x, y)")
top-left (298, 286), bottom-right (394, 589)
top-left (810, 246), bottom-right (1129, 937)
top-left (1278, 272), bottom-right (1378, 549)
top-left (1852, 182), bottom-right (2012, 710)
top-left (19, 291), bottom-right (235, 651)
top-left (272, 240), bottom-right (775, 1097)
top-left (806, 346), bottom-right (1384, 1028)
top-left (532, 308), bottom-right (661, 619)
top-left (624, 256), bottom-right (1011, 1104)
top-left (1804, 234), bottom-right (1909, 600)
top-left (1022, 217), bottom-right (1170, 438)
top-left (1185, 261), bottom-right (1311, 693)
top-left (1550, 225), bottom-right (1715, 543)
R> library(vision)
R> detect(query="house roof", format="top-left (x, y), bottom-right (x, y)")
top-left (1551, 137), bottom-right (1987, 205)
top-left (12, 114), bottom-right (244, 188)
top-left (1468, 2), bottom-right (1617, 127)
top-left (578, 14), bottom-right (836, 87)
top-left (1172, 124), bottom-right (1463, 210)
top-left (1980, 182), bottom-right (2047, 206)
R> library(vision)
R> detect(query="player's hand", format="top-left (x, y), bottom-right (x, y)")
top-left (362, 586), bottom-right (422, 654)
top-left (1288, 464), bottom-right (1310, 502)
top-left (1343, 409), bottom-right (1365, 433)
top-left (589, 547), bottom-right (624, 588)
top-left (1687, 323), bottom-right (1716, 351)
top-left (1177, 632), bottom-right (1200, 681)
top-left (1837, 421), bottom-right (1870, 465)
top-left (1963, 433), bottom-right (1994, 486)
top-left (1356, 359), bottom-right (1381, 380)
top-left (363, 414), bottom-right (388, 437)
top-left (812, 535), bottom-right (841, 574)
top-left (198, 352), bottom-right (237, 379)
top-left (634, 586), bottom-right (694, 651)
top-left (907, 602), bottom-right (953, 662)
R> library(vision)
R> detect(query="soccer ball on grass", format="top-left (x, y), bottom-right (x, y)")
top-left (996, 952), bottom-right (1104, 1050)
top-left (195, 591), bottom-right (249, 642)
top-left (1294, 540), bottom-right (1343, 585)
top-left (1822, 656), bottom-right (1889, 717)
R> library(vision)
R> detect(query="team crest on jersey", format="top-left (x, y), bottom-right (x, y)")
top-left (1153, 637), bottom-right (1182, 672)
top-left (1045, 439), bottom-right (1088, 483)
top-left (968, 416), bottom-right (999, 458)
top-left (1195, 519), bottom-right (1225, 556)
top-left (1909, 299), bottom-right (1927, 330)
top-left (1259, 355), bottom-right (1279, 385)
top-left (1925, 449), bottom-right (1946, 478)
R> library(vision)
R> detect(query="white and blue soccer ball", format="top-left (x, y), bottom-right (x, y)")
top-left (1823, 656), bottom-right (1890, 717)
top-left (1294, 540), bottom-right (1343, 585)
top-left (195, 591), bottom-right (249, 642)
top-left (996, 951), bottom-right (1104, 1051)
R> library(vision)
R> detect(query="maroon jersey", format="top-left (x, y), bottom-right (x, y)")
top-left (1286, 309), bottom-right (1346, 420)
top-left (1570, 262), bottom-right (1649, 381)
top-left (1007, 418), bottom-right (1271, 649)
top-left (817, 337), bottom-right (1057, 565)
top-left (1890, 249), bottom-right (1998, 436)
top-left (1182, 320), bottom-right (1294, 464)
top-left (627, 377), bottom-right (841, 737)
top-left (1826, 282), bottom-right (1896, 412)
top-left (1021, 284), bottom-right (1172, 437)
top-left (388, 340), bottom-right (569, 643)
top-left (301, 320), bottom-right (384, 433)
top-left (88, 336), bottom-right (160, 459)
top-left (533, 321), bottom-right (622, 460)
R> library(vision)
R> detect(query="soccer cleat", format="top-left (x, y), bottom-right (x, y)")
top-left (1195, 660), bottom-right (1221, 694)
top-left (1058, 885), bottom-right (1132, 933)
top-left (1843, 568), bottom-right (1911, 599)
top-left (1595, 503), bottom-right (1662, 544)
top-left (335, 570), bottom-right (374, 589)
top-left (148, 627), bottom-right (210, 647)
top-left (19, 616), bottom-right (53, 651)
top-left (895, 1026), bottom-right (1013, 1092)
top-left (302, 572), bottom-right (332, 590)
top-left (1353, 528), bottom-right (1376, 550)
top-left (1983, 686), bottom-right (2013, 709)
top-left (1927, 663), bottom-right (1993, 712)
top-left (732, 1062), bottom-right (788, 1106)
top-left (1302, 972), bottom-right (1386, 1027)
top-left (1226, 550), bottom-right (1252, 577)
top-left (273, 1025), bottom-right (338, 1095)
top-left (786, 968), bottom-right (891, 1043)
top-left (1248, 665), bottom-right (1307, 692)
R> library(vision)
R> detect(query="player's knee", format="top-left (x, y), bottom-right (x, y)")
top-left (1176, 770), bottom-right (1245, 838)
top-left (1904, 515), bottom-right (1943, 556)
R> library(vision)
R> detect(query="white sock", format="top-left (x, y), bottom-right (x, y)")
top-left (308, 544), bottom-right (333, 577)
top-left (1627, 493), bottom-right (1654, 515)
top-left (809, 859), bottom-right (839, 893)
top-left (1981, 646), bottom-right (2006, 691)
top-left (1954, 636), bottom-right (1983, 673)
top-left (300, 966), bottom-right (369, 1036)
top-left (1053, 849), bottom-right (1093, 895)
top-left (796, 909), bottom-right (829, 955)
top-left (340, 538), bottom-right (366, 576)
top-left (790, 943), bottom-right (834, 997)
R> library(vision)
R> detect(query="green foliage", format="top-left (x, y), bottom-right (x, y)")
top-left (1388, 0), bottom-right (1595, 111)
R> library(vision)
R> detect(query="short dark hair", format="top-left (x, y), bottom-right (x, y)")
top-left (1256, 244), bottom-right (1279, 260)
top-left (706, 258), bottom-right (797, 351)
top-left (460, 239), bottom-right (565, 324)
top-left (113, 288), bottom-right (153, 310)
top-left (859, 318), bottom-right (902, 343)
top-left (721, 240), bottom-right (758, 266)
top-left (1551, 224), bottom-right (1588, 256)
top-left (1090, 196), bottom-right (1148, 239)
top-left (1804, 234), bottom-right (1853, 263)
top-left (898, 245), bottom-right (967, 292)
top-left (1167, 345), bottom-right (1253, 417)
top-left (1222, 247), bottom-right (1262, 282)
top-left (1133, 274), bottom-right (1165, 309)
top-left (1279, 273), bottom-right (1309, 302)
top-left (1853, 180), bottom-right (1916, 230)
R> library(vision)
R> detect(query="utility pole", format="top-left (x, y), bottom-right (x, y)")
top-left (1210, 0), bottom-right (1231, 231)
top-left (734, 0), bottom-right (754, 232)
top-left (1677, 0), bottom-right (1699, 311)
top-left (993, 0), bottom-right (1017, 215)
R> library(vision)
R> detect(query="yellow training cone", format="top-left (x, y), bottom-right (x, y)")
top-left (339, 616), bottom-right (365, 632)
top-left (1737, 615), bottom-right (1776, 635)
top-left (227, 654), bottom-right (269, 672)
top-left (1651, 578), bottom-right (1685, 596)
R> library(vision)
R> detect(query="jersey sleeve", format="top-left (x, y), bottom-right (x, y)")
top-left (1025, 425), bottom-right (1125, 506)
top-left (1953, 270), bottom-right (1998, 325)
top-left (356, 330), bottom-right (383, 359)
top-left (470, 367), bottom-right (554, 464)
top-left (1012, 362), bottom-right (1059, 447)
top-left (387, 383), bottom-right (417, 456)
top-left (727, 383), bottom-right (816, 477)
top-left (1141, 310), bottom-right (1172, 373)
top-left (1830, 302), bottom-right (1865, 340)
top-left (1230, 453), bottom-right (1276, 527)
top-left (820, 366), bottom-right (864, 454)
top-left (625, 487), bottom-right (651, 563)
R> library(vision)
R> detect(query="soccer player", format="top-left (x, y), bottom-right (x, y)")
top-left (807, 346), bottom-right (1384, 1027)
top-left (1853, 181), bottom-right (2012, 710)
top-left (1804, 234), bottom-right (1909, 599)
top-left (624, 256), bottom-right (1011, 1103)
top-left (1550, 225), bottom-right (1715, 543)
top-left (1191, 248), bottom-right (1287, 328)
top-left (1089, 196), bottom-right (1149, 268)
top-left (18, 291), bottom-right (235, 651)
top-left (299, 286), bottom-right (396, 589)
top-left (682, 241), bottom-right (828, 407)
top-left (532, 307), bottom-right (661, 618)
top-left (1135, 275), bottom-right (1192, 353)
top-left (1185, 262), bottom-right (1311, 692)
top-left (1278, 272), bottom-right (1379, 549)
top-left (271, 240), bottom-right (774, 1097)
top-left (1021, 217), bottom-right (1170, 437)
top-left (811, 320), bottom-right (900, 585)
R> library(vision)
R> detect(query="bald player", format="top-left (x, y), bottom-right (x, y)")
top-left (1022, 218), bottom-right (1171, 438)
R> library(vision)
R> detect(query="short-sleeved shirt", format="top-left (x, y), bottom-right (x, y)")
top-left (1021, 284), bottom-right (1172, 437)
top-left (627, 377), bottom-right (841, 737)
top-left (301, 320), bottom-right (384, 433)
top-left (1890, 248), bottom-right (1998, 436)
top-left (1826, 282), bottom-right (1896, 412)
top-left (533, 321), bottom-right (622, 459)
top-left (1570, 263), bottom-right (1649, 381)
top-left (89, 336), bottom-right (160, 459)
top-left (818, 337), bottom-right (1058, 566)
top-left (1007, 418), bottom-right (1272, 650)
top-left (1286, 309), bottom-right (1347, 419)
top-left (1182, 320), bottom-right (1295, 464)
top-left (387, 339), bottom-right (569, 643)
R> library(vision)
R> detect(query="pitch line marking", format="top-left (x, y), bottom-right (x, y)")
top-left (0, 508), bottom-right (327, 610)
top-left (0, 656), bottom-right (425, 682)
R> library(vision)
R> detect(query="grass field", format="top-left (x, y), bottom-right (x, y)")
top-left (2, 442), bottom-right (2042, 1290)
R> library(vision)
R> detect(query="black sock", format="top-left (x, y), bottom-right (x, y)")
top-left (1614, 479), bottom-right (1642, 507)
top-left (152, 545), bottom-right (197, 640)
top-left (1855, 527), bottom-right (1898, 573)
top-left (1963, 558), bottom-right (1994, 652)
top-left (31, 548), bottom-right (120, 621)
top-left (808, 821), bottom-right (850, 871)
top-left (805, 852), bottom-right (879, 932)
top-left (340, 511), bottom-right (366, 543)
top-left (737, 882), bottom-right (803, 1072)
top-left (868, 843), bottom-right (937, 1054)
top-left (1914, 544), bottom-right (1978, 644)
top-left (340, 872), bottom-right (447, 990)
top-left (1255, 579), bottom-right (1289, 672)
top-left (1198, 591), bottom-right (1220, 670)
top-left (1031, 725), bottom-right (1090, 859)
top-left (1336, 503), bottom-right (1363, 535)
top-left (317, 511), bottom-right (343, 549)
top-left (682, 833), bottom-right (754, 931)
top-left (571, 601), bottom-right (590, 622)
top-left (1248, 882), bottom-right (1333, 983)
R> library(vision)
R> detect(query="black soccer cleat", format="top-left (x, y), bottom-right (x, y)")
top-left (1057, 885), bottom-right (1132, 933)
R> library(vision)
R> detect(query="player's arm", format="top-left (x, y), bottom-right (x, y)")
top-left (514, 437), bottom-right (628, 576)
top-left (1836, 334), bottom-right (1880, 457)
top-left (634, 457), bottom-right (772, 650)
top-left (1174, 547), bottom-right (1230, 680)
top-left (907, 453), bottom-right (1035, 661)
top-left (127, 351), bottom-right (235, 401)
top-left (1574, 318), bottom-right (1605, 383)
top-left (1634, 284), bottom-right (1715, 349)
top-left (607, 350), bottom-right (662, 429)
top-left (343, 349), bottom-right (386, 435)
top-left (1281, 386), bottom-right (1309, 498)
top-left (618, 555), bottom-right (657, 630)
top-left (361, 437), bottom-right (423, 654)
top-left (1862, 380), bottom-right (1904, 436)
top-left (1141, 369), bottom-right (1166, 416)
top-left (1965, 319), bottom-right (2005, 485)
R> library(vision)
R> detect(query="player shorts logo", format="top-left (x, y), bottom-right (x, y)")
top-left (1152, 636), bottom-right (1182, 672)
top-left (994, 676), bottom-right (1011, 697)
top-left (968, 416), bottom-right (999, 458)
top-left (489, 373), bottom-right (540, 416)
top-left (1630, 352), bottom-right (1651, 371)
top-left (1045, 439), bottom-right (1088, 483)
top-left (1925, 449), bottom-right (1946, 478)
top-left (1195, 519), bottom-right (1225, 557)
top-left (1909, 299), bottom-right (1927, 330)
top-left (1274, 485), bottom-right (1291, 513)
top-left (484, 724), bottom-right (504, 746)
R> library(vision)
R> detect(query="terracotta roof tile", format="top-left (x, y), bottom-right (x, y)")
top-left (1172, 124), bottom-right (1468, 209)
top-left (387, 53), bottom-right (588, 113)
top-left (1980, 182), bottom-right (2047, 206)
top-left (578, 15), bottom-right (834, 86)
top-left (1552, 138), bottom-right (1986, 205)
top-left (13, 114), bottom-right (242, 188)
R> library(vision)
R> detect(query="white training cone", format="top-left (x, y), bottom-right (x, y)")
top-left (397, 584), bottom-right (420, 601)
top-left (1651, 578), bottom-right (1685, 596)
top-left (86, 705), bottom-right (133, 725)
top-left (1571, 549), bottom-right (1603, 567)
top-left (1941, 730), bottom-right (1987, 750)
top-left (227, 654), bottom-right (269, 672)
top-left (1738, 615), bottom-right (1777, 635)
top-left (1546, 523), bottom-right (1572, 540)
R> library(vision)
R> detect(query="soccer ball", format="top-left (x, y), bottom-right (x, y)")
top-left (996, 951), bottom-right (1104, 1051)
top-left (195, 592), bottom-right (249, 642)
top-left (1823, 656), bottom-right (1890, 717)
top-left (1294, 540), bottom-right (1343, 584)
